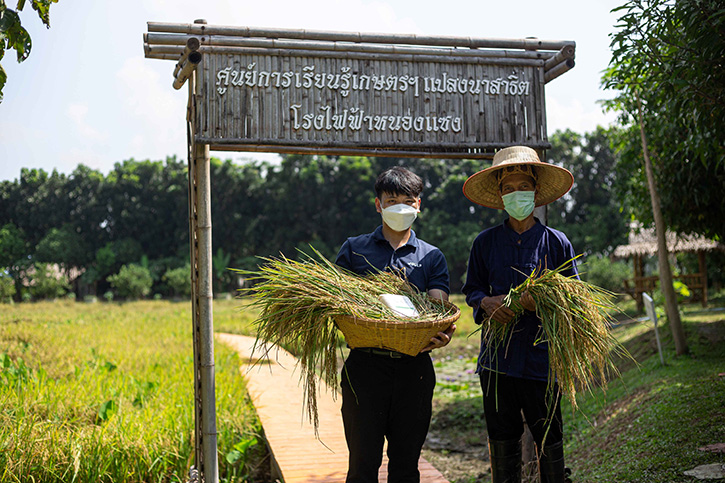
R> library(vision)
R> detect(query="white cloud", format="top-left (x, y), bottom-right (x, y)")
top-left (67, 103), bottom-right (108, 143)
top-left (114, 56), bottom-right (188, 161)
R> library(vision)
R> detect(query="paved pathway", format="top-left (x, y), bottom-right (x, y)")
top-left (216, 333), bottom-right (449, 483)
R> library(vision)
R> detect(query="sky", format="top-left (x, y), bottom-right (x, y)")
top-left (0, 0), bottom-right (622, 183)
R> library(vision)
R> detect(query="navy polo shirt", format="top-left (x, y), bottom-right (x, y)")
top-left (335, 225), bottom-right (450, 294)
top-left (461, 218), bottom-right (578, 381)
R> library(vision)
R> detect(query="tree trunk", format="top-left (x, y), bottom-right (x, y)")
top-left (636, 94), bottom-right (689, 356)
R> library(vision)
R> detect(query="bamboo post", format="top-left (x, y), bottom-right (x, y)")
top-left (543, 44), bottom-right (575, 71)
top-left (147, 22), bottom-right (573, 51)
top-left (698, 251), bottom-right (708, 307)
top-left (186, 34), bottom-right (219, 482)
top-left (173, 50), bottom-right (202, 89)
top-left (194, 139), bottom-right (218, 483)
top-left (173, 37), bottom-right (201, 78)
top-left (187, 76), bottom-right (202, 480)
top-left (544, 58), bottom-right (575, 83)
top-left (533, 148), bottom-right (548, 225)
top-left (173, 36), bottom-right (202, 91)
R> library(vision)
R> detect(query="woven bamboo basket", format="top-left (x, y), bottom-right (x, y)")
top-left (334, 299), bottom-right (461, 356)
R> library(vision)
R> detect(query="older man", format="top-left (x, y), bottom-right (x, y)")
top-left (462, 146), bottom-right (576, 483)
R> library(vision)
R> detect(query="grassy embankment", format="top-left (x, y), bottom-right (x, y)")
top-left (429, 293), bottom-right (725, 483)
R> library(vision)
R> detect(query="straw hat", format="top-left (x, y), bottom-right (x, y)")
top-left (462, 146), bottom-right (574, 209)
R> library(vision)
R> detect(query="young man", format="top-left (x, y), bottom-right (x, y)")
top-left (335, 166), bottom-right (455, 483)
top-left (461, 146), bottom-right (576, 483)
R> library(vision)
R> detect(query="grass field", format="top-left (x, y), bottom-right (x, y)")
top-left (0, 299), bottom-right (265, 483)
top-left (1, 294), bottom-right (723, 482)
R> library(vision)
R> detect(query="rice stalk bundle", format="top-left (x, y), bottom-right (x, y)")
top-left (233, 247), bottom-right (457, 432)
top-left (483, 258), bottom-right (634, 411)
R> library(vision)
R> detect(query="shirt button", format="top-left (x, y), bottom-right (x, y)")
top-left (517, 239), bottom-right (522, 244)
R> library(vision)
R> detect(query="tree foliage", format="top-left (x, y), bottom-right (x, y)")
top-left (547, 127), bottom-right (630, 256)
top-left (107, 264), bottom-right (153, 300)
top-left (0, 138), bottom-right (629, 298)
top-left (602, 0), bottom-right (725, 240)
top-left (0, 0), bottom-right (59, 102)
top-left (28, 262), bottom-right (69, 300)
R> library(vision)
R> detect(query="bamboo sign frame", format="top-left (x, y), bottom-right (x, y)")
top-left (144, 22), bottom-right (576, 158)
top-left (143, 21), bottom-right (575, 483)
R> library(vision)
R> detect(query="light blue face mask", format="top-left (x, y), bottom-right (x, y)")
top-left (502, 190), bottom-right (536, 221)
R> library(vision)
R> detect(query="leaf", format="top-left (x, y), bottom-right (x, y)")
top-left (233, 436), bottom-right (258, 454)
top-left (225, 449), bottom-right (242, 464)
top-left (0, 9), bottom-right (20, 33)
top-left (97, 399), bottom-right (117, 422)
top-left (12, 27), bottom-right (30, 61)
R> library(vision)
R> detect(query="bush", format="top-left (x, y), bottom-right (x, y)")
top-left (162, 265), bottom-right (191, 298)
top-left (579, 255), bottom-right (632, 293)
top-left (28, 263), bottom-right (70, 300)
top-left (107, 264), bottom-right (153, 300)
top-left (0, 272), bottom-right (15, 303)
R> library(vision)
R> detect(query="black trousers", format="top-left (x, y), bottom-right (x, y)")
top-left (341, 349), bottom-right (435, 483)
top-left (479, 371), bottom-right (563, 449)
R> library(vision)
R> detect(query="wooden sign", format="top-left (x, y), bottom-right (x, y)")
top-left (144, 23), bottom-right (576, 158)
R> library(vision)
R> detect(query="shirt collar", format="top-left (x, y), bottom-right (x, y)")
top-left (373, 225), bottom-right (419, 249)
top-left (502, 217), bottom-right (544, 239)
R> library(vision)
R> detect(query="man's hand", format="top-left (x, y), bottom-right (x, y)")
top-left (421, 323), bottom-right (456, 352)
top-left (520, 290), bottom-right (536, 312)
top-left (480, 295), bottom-right (517, 324)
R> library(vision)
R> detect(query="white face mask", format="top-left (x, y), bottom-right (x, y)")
top-left (381, 203), bottom-right (418, 232)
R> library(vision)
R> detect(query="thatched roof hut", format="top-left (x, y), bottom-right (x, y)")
top-left (614, 225), bottom-right (722, 259)
top-left (613, 223), bottom-right (723, 310)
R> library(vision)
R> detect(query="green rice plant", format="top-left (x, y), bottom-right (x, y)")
top-left (0, 300), bottom-right (262, 483)
top-left (482, 258), bottom-right (636, 412)
top-left (233, 247), bottom-right (456, 432)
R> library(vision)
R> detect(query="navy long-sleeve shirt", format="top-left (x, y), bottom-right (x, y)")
top-left (335, 225), bottom-right (450, 294)
top-left (462, 218), bottom-right (577, 381)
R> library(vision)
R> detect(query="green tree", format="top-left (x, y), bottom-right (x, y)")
top-left (107, 264), bottom-right (153, 300)
top-left (0, 222), bottom-right (28, 300)
top-left (28, 262), bottom-right (69, 300)
top-left (6, 168), bottom-right (70, 249)
top-left (210, 158), bottom-right (267, 269)
top-left (34, 224), bottom-right (88, 271)
top-left (600, 0), bottom-right (725, 355)
top-left (603, 0), bottom-right (725, 240)
top-left (0, 0), bottom-right (60, 101)
top-left (0, 271), bottom-right (15, 302)
top-left (103, 158), bottom-right (188, 261)
top-left (211, 247), bottom-right (231, 293)
top-left (66, 164), bottom-right (108, 258)
top-left (547, 127), bottom-right (629, 256)
top-left (163, 264), bottom-right (191, 298)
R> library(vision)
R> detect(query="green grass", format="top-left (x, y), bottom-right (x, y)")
top-left (0, 299), bottom-right (265, 483)
top-left (563, 302), bottom-right (725, 483)
top-left (2, 294), bottom-right (723, 483)
top-left (429, 294), bottom-right (725, 483)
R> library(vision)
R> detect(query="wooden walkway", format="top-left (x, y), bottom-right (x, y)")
top-left (217, 333), bottom-right (449, 483)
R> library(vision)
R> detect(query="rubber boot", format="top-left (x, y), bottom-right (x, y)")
top-left (538, 440), bottom-right (572, 483)
top-left (488, 438), bottom-right (522, 483)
